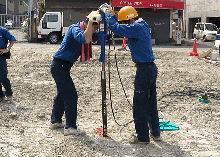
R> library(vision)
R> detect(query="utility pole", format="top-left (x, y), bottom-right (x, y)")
top-left (184, 0), bottom-right (186, 38)
top-left (5, 0), bottom-right (7, 14)
top-left (176, 10), bottom-right (183, 45)
top-left (29, 0), bottom-right (33, 42)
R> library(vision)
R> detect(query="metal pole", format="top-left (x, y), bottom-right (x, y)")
top-left (29, 0), bottom-right (33, 41)
top-left (4, 16), bottom-right (5, 27)
top-left (99, 11), bottom-right (108, 137)
top-left (101, 62), bottom-right (107, 137)
top-left (184, 0), bottom-right (186, 38)
top-left (30, 11), bottom-right (34, 42)
top-left (6, 0), bottom-right (7, 15)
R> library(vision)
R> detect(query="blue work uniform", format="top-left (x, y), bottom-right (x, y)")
top-left (0, 26), bottom-right (16, 99)
top-left (51, 23), bottom-right (97, 129)
top-left (105, 13), bottom-right (160, 142)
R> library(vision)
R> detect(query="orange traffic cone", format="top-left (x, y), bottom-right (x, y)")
top-left (190, 38), bottom-right (199, 56)
top-left (122, 37), bottom-right (127, 49)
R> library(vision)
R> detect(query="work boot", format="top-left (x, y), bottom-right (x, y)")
top-left (129, 134), bottom-right (150, 144)
top-left (64, 127), bottom-right (85, 136)
top-left (150, 134), bottom-right (162, 141)
top-left (49, 122), bottom-right (65, 130)
top-left (5, 96), bottom-right (12, 102)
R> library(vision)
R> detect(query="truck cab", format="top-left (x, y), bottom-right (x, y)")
top-left (38, 12), bottom-right (67, 44)
top-left (193, 23), bottom-right (218, 41)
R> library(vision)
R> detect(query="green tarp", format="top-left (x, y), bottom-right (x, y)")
top-left (159, 119), bottom-right (180, 131)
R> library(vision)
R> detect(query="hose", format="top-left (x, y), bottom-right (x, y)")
top-left (107, 31), bottom-right (134, 139)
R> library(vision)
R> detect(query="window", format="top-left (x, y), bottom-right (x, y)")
top-left (44, 14), bottom-right (58, 22)
top-left (200, 24), bottom-right (204, 31)
top-left (195, 24), bottom-right (200, 30)
top-left (205, 24), bottom-right (218, 31)
top-left (19, 1), bottom-right (23, 5)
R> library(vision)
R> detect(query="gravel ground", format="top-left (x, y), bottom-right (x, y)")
top-left (0, 29), bottom-right (219, 156)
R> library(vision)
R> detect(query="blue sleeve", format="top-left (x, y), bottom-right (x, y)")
top-left (3, 27), bottom-right (16, 41)
top-left (105, 13), bottom-right (141, 38)
top-left (71, 25), bottom-right (86, 44)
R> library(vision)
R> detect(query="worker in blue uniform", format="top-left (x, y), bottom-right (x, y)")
top-left (0, 26), bottom-right (16, 102)
top-left (99, 4), bottom-right (161, 143)
top-left (50, 11), bottom-right (101, 136)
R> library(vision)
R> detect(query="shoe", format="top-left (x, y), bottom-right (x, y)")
top-left (150, 134), bottom-right (162, 141)
top-left (49, 122), bottom-right (65, 130)
top-left (0, 97), bottom-right (5, 102)
top-left (5, 96), bottom-right (12, 102)
top-left (64, 127), bottom-right (85, 136)
top-left (129, 134), bottom-right (150, 144)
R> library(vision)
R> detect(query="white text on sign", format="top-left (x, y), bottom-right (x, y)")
top-left (150, 4), bottom-right (163, 8)
top-left (120, 1), bottom-right (143, 5)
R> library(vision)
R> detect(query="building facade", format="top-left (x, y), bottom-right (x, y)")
top-left (112, 0), bottom-right (184, 43)
top-left (0, 0), bottom-right (30, 28)
top-left (0, 0), bottom-right (29, 15)
top-left (45, 0), bottom-right (110, 26)
top-left (44, 0), bottom-right (184, 43)
top-left (185, 0), bottom-right (220, 39)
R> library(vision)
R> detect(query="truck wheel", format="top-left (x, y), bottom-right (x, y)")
top-left (203, 35), bottom-right (207, 42)
top-left (48, 33), bottom-right (59, 44)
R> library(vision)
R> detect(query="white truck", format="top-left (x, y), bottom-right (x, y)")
top-left (37, 12), bottom-right (70, 44)
top-left (193, 23), bottom-right (218, 41)
top-left (37, 11), bottom-right (122, 44)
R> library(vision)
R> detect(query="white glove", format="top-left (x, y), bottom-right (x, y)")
top-left (0, 48), bottom-right (9, 55)
top-left (89, 14), bottom-right (102, 23)
top-left (99, 3), bottom-right (112, 14)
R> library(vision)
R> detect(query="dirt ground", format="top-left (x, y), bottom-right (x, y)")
top-left (0, 29), bottom-right (220, 156)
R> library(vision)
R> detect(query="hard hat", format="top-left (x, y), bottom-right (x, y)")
top-left (118, 6), bottom-right (138, 21)
top-left (86, 11), bottom-right (100, 19)
top-left (86, 11), bottom-right (101, 23)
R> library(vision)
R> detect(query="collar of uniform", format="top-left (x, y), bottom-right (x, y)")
top-left (135, 18), bottom-right (144, 23)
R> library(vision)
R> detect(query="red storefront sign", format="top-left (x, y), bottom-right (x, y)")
top-left (112, 0), bottom-right (184, 9)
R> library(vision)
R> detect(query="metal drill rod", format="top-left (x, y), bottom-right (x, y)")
top-left (99, 10), bottom-right (108, 137)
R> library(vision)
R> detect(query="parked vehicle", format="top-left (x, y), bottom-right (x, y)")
top-left (38, 11), bottom-right (96, 44)
top-left (5, 20), bottom-right (13, 28)
top-left (37, 12), bottom-right (67, 44)
top-left (193, 23), bottom-right (218, 41)
top-left (38, 11), bottom-right (124, 44)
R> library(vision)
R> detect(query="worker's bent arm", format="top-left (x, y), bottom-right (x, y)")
top-left (8, 40), bottom-right (16, 50)
top-left (84, 20), bottom-right (93, 43)
top-left (105, 13), bottom-right (141, 38)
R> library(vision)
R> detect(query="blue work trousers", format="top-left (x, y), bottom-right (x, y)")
top-left (133, 62), bottom-right (160, 142)
top-left (0, 56), bottom-right (12, 98)
top-left (51, 58), bottom-right (77, 129)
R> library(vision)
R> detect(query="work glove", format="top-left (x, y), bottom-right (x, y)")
top-left (0, 48), bottom-right (9, 55)
top-left (99, 3), bottom-right (112, 14)
top-left (90, 13), bottom-right (102, 23)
